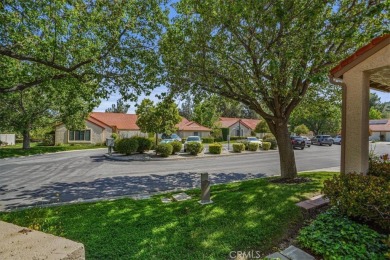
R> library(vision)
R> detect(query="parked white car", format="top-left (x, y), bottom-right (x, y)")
top-left (333, 135), bottom-right (342, 145)
top-left (184, 136), bottom-right (202, 152)
top-left (246, 137), bottom-right (262, 145)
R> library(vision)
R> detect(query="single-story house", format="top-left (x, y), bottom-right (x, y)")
top-left (177, 118), bottom-right (211, 138)
top-left (218, 117), bottom-right (260, 137)
top-left (55, 113), bottom-right (210, 145)
top-left (369, 119), bottom-right (390, 141)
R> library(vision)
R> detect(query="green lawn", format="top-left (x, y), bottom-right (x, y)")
top-left (0, 172), bottom-right (336, 259)
top-left (0, 143), bottom-right (106, 158)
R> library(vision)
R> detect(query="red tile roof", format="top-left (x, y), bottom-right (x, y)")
top-left (177, 118), bottom-right (211, 131)
top-left (217, 117), bottom-right (260, 130)
top-left (88, 113), bottom-right (211, 132)
top-left (89, 112), bottom-right (140, 130)
top-left (330, 34), bottom-right (390, 76)
top-left (369, 119), bottom-right (390, 132)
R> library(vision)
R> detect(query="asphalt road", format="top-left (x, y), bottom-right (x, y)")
top-left (1, 141), bottom-right (386, 211)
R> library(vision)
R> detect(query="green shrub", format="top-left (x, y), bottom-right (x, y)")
top-left (116, 138), bottom-right (139, 155)
top-left (262, 142), bottom-right (271, 150)
top-left (229, 136), bottom-right (243, 141)
top-left (131, 136), bottom-right (153, 153)
top-left (156, 143), bottom-right (173, 157)
top-left (111, 133), bottom-right (119, 141)
top-left (186, 142), bottom-right (204, 155)
top-left (171, 141), bottom-right (182, 154)
top-left (248, 142), bottom-right (259, 151)
top-left (202, 137), bottom-right (214, 143)
top-left (215, 137), bottom-right (223, 142)
top-left (323, 172), bottom-right (390, 232)
top-left (42, 134), bottom-right (55, 146)
top-left (233, 143), bottom-right (245, 153)
top-left (209, 143), bottom-right (222, 154)
top-left (181, 138), bottom-right (187, 144)
top-left (263, 137), bottom-right (277, 149)
top-left (369, 155), bottom-right (390, 181)
top-left (298, 209), bottom-right (388, 259)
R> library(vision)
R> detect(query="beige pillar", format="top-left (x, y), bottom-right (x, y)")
top-left (342, 71), bottom-right (370, 174)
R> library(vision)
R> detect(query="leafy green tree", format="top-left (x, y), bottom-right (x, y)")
top-left (161, 0), bottom-right (386, 178)
top-left (178, 96), bottom-right (194, 120)
top-left (105, 99), bottom-right (130, 114)
top-left (255, 121), bottom-right (270, 134)
top-left (0, 82), bottom-right (98, 149)
top-left (192, 96), bottom-right (221, 128)
top-left (136, 98), bottom-right (181, 147)
top-left (0, 0), bottom-right (166, 99)
top-left (294, 124), bottom-right (309, 136)
top-left (369, 107), bottom-right (383, 120)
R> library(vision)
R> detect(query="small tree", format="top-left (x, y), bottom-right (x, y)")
top-left (294, 124), bottom-right (310, 136)
top-left (105, 99), bottom-right (131, 113)
top-left (136, 98), bottom-right (181, 149)
top-left (369, 107), bottom-right (382, 120)
top-left (254, 121), bottom-right (270, 134)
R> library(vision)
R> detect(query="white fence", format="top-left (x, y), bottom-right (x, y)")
top-left (0, 134), bottom-right (16, 145)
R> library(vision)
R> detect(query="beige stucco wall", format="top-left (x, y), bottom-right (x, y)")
top-left (178, 131), bottom-right (211, 138)
top-left (342, 44), bottom-right (390, 173)
top-left (118, 130), bottom-right (148, 138)
top-left (228, 122), bottom-right (252, 137)
top-left (55, 121), bottom-right (112, 145)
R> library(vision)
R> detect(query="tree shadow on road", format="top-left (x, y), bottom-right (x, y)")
top-left (1, 171), bottom-right (267, 211)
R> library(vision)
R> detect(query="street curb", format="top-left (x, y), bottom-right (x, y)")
top-left (104, 149), bottom-right (279, 162)
top-left (0, 148), bottom-right (107, 161)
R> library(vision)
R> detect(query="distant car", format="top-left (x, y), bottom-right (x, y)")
top-left (333, 135), bottom-right (342, 145)
top-left (184, 136), bottom-right (202, 152)
top-left (311, 135), bottom-right (333, 146)
top-left (159, 139), bottom-right (175, 144)
top-left (246, 137), bottom-right (262, 145)
top-left (161, 133), bottom-right (182, 142)
top-left (301, 136), bottom-right (311, 147)
top-left (290, 136), bottom-right (306, 150)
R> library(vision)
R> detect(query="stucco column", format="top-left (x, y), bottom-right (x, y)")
top-left (342, 71), bottom-right (370, 174)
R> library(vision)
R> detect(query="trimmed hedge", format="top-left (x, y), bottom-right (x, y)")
top-left (298, 209), bottom-right (388, 259)
top-left (209, 143), bottom-right (222, 154)
top-left (323, 172), bottom-right (390, 232)
top-left (186, 142), bottom-right (204, 155)
top-left (248, 142), bottom-right (259, 151)
top-left (201, 137), bottom-right (214, 143)
top-left (263, 137), bottom-right (277, 149)
top-left (116, 138), bottom-right (139, 155)
top-left (262, 142), bottom-right (271, 150)
top-left (156, 143), bottom-right (173, 157)
top-left (229, 136), bottom-right (243, 141)
top-left (171, 141), bottom-right (182, 154)
top-left (233, 143), bottom-right (245, 153)
top-left (132, 136), bottom-right (153, 153)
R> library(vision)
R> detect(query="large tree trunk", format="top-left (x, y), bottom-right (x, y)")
top-left (22, 128), bottom-right (31, 150)
top-left (273, 120), bottom-right (298, 179)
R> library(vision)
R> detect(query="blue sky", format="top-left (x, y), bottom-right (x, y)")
top-left (94, 88), bottom-right (390, 113)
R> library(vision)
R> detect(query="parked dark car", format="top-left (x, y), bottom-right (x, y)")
top-left (311, 135), bottom-right (333, 146)
top-left (301, 136), bottom-right (312, 147)
top-left (290, 136), bottom-right (306, 150)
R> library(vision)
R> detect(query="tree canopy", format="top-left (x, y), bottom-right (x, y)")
top-left (0, 0), bottom-right (167, 100)
top-left (105, 99), bottom-right (131, 114)
top-left (161, 0), bottom-right (387, 178)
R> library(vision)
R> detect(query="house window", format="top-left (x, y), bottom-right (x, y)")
top-left (69, 130), bottom-right (91, 141)
top-left (194, 132), bottom-right (199, 136)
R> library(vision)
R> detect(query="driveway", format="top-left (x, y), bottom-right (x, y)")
top-left (0, 144), bottom-right (344, 211)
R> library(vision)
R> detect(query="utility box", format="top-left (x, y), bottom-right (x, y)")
top-left (106, 138), bottom-right (114, 147)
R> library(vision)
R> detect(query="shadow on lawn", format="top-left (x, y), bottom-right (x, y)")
top-left (2, 171), bottom-right (267, 210)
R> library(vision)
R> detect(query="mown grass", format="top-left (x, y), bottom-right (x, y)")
top-left (0, 172), bottom-right (336, 259)
top-left (0, 143), bottom-right (105, 158)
